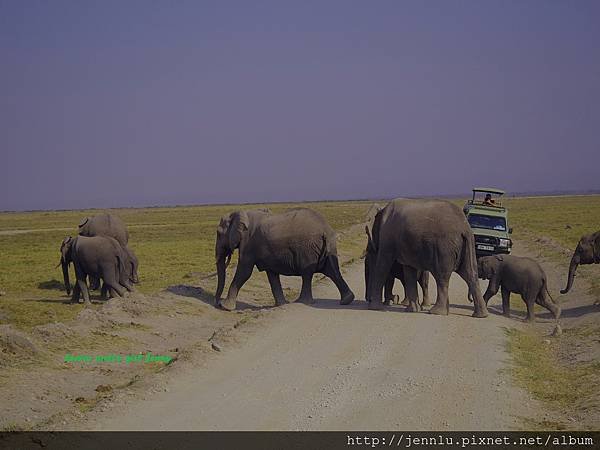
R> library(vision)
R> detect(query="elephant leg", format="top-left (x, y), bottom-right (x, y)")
top-left (402, 266), bottom-right (421, 312)
top-left (429, 273), bottom-right (451, 316)
top-left (523, 295), bottom-right (536, 322)
top-left (295, 273), bottom-right (314, 304)
top-left (70, 282), bottom-right (81, 304)
top-left (89, 276), bottom-right (100, 291)
top-left (383, 274), bottom-right (396, 305)
top-left (74, 265), bottom-right (90, 304)
top-left (368, 252), bottom-right (395, 310)
top-left (457, 266), bottom-right (489, 318)
top-left (419, 272), bottom-right (432, 307)
top-left (121, 280), bottom-right (134, 292)
top-left (107, 282), bottom-right (126, 298)
top-left (397, 267), bottom-right (410, 306)
top-left (322, 255), bottom-right (354, 305)
top-left (501, 287), bottom-right (511, 317)
top-left (536, 290), bottom-right (561, 321)
top-left (77, 279), bottom-right (90, 304)
top-left (221, 262), bottom-right (254, 311)
top-left (100, 282), bottom-right (108, 300)
top-left (266, 271), bottom-right (287, 306)
top-left (102, 268), bottom-right (127, 298)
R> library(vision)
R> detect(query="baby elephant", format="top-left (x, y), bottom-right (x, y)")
top-left (477, 255), bottom-right (560, 322)
top-left (60, 235), bottom-right (133, 304)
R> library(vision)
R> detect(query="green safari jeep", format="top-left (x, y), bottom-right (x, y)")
top-left (463, 187), bottom-right (513, 257)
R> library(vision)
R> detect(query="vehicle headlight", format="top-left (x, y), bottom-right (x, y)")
top-left (499, 239), bottom-right (511, 247)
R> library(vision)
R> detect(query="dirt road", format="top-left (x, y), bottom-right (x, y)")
top-left (85, 261), bottom-right (542, 431)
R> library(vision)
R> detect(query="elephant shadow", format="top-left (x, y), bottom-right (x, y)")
top-left (454, 303), bottom-right (560, 323)
top-left (558, 303), bottom-right (600, 319)
top-left (309, 298), bottom-right (428, 314)
top-left (165, 285), bottom-right (265, 311)
top-left (37, 279), bottom-right (65, 291)
top-left (30, 298), bottom-right (74, 305)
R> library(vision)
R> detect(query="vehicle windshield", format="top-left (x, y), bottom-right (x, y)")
top-left (467, 214), bottom-right (507, 231)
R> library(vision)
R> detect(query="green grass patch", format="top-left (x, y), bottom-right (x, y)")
top-left (506, 328), bottom-right (600, 421)
top-left (504, 195), bottom-right (600, 250)
top-left (1, 201), bottom-right (372, 329)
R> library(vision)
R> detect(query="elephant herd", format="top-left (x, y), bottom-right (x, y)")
top-left (58, 199), bottom-right (600, 323)
top-left (60, 214), bottom-right (139, 303)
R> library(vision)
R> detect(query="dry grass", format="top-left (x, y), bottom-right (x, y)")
top-left (0, 201), bottom-right (372, 329)
top-left (506, 327), bottom-right (600, 430)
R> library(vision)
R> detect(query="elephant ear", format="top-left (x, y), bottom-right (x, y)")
top-left (478, 257), bottom-right (494, 278)
top-left (228, 211), bottom-right (249, 250)
top-left (60, 236), bottom-right (73, 261)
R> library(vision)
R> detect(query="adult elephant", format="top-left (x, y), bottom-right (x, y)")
top-left (364, 199), bottom-right (488, 317)
top-left (364, 226), bottom-right (430, 306)
top-left (215, 208), bottom-right (355, 311)
top-left (561, 231), bottom-right (600, 294)
top-left (78, 213), bottom-right (139, 287)
top-left (78, 213), bottom-right (129, 247)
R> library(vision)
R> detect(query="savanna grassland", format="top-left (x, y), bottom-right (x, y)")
top-left (0, 201), bottom-right (373, 329)
top-left (1, 195), bottom-right (599, 430)
top-left (2, 195), bottom-right (599, 329)
top-left (500, 195), bottom-right (600, 430)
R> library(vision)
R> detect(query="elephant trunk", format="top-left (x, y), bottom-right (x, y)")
top-left (561, 253), bottom-right (580, 294)
top-left (215, 249), bottom-right (230, 305)
top-left (61, 259), bottom-right (71, 296)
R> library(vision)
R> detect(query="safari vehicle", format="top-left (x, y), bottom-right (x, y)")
top-left (463, 187), bottom-right (512, 257)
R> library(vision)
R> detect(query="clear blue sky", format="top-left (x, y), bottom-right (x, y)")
top-left (1, 1), bottom-right (599, 211)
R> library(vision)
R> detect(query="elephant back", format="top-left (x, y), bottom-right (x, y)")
top-left (78, 213), bottom-right (129, 247)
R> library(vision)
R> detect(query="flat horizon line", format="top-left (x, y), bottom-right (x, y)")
top-left (1, 189), bottom-right (599, 214)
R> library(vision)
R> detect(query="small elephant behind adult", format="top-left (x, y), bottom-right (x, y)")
top-left (561, 230), bottom-right (600, 295)
top-left (478, 254), bottom-right (560, 322)
top-left (363, 226), bottom-right (430, 307)
top-left (60, 235), bottom-right (133, 304)
top-left (90, 245), bottom-right (139, 293)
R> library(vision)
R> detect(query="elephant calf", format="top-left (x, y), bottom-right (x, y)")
top-left (478, 255), bottom-right (560, 322)
top-left (60, 235), bottom-right (133, 304)
top-left (364, 226), bottom-right (430, 307)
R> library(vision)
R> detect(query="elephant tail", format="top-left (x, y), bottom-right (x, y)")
top-left (317, 234), bottom-right (329, 269)
top-left (460, 232), bottom-right (479, 302)
top-left (543, 278), bottom-right (556, 304)
top-left (116, 252), bottom-right (126, 281)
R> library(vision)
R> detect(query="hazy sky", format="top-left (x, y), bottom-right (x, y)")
top-left (1, 1), bottom-right (599, 211)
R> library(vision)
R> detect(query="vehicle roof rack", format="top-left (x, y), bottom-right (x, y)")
top-left (472, 187), bottom-right (505, 195)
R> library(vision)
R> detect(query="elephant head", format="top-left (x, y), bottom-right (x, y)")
top-left (214, 211), bottom-right (249, 304)
top-left (477, 255), bottom-right (502, 280)
top-left (562, 232), bottom-right (600, 294)
top-left (59, 236), bottom-right (74, 295)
